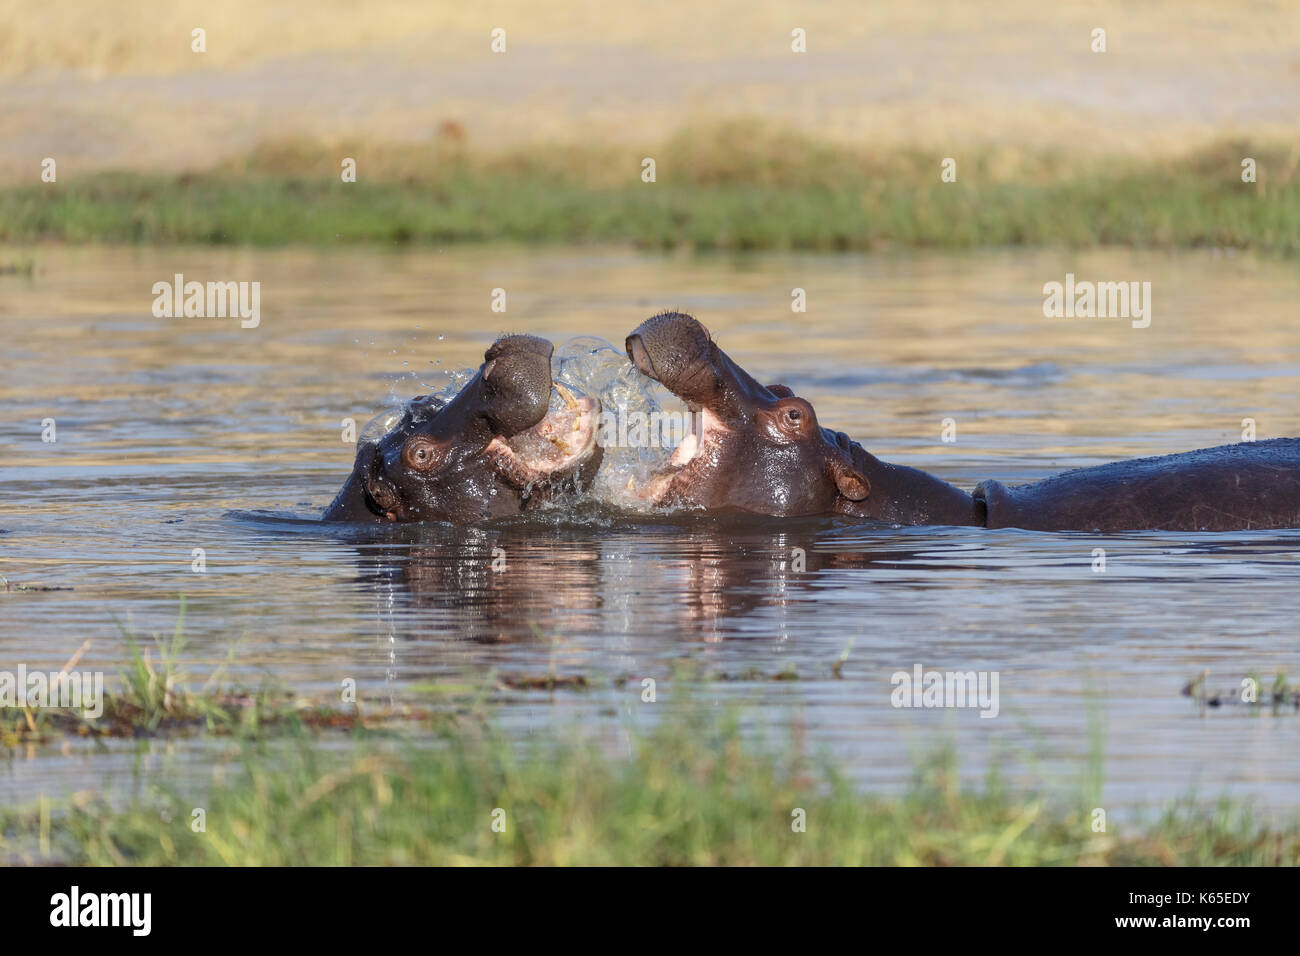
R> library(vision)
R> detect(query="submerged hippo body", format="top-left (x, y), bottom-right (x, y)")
top-left (324, 335), bottom-right (601, 523)
top-left (625, 311), bottom-right (1300, 532)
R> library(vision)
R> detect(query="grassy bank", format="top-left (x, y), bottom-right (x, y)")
top-left (0, 612), bottom-right (428, 749)
top-left (4, 614), bottom-right (1297, 865)
top-left (5, 709), bottom-right (1299, 866)
top-left (3, 126), bottom-right (1298, 254)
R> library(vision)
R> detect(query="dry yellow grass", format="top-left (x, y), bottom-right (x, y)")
top-left (3, 1), bottom-right (1295, 76)
top-left (1, 0), bottom-right (1297, 182)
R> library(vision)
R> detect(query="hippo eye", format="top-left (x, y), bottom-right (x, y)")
top-left (402, 438), bottom-right (442, 471)
top-left (783, 407), bottom-right (802, 427)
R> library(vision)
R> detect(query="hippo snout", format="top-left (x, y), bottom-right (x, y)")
top-left (625, 311), bottom-right (719, 404)
top-left (480, 335), bottom-right (555, 436)
top-left (626, 312), bottom-right (711, 376)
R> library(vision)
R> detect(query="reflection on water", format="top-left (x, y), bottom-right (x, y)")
top-left (2, 245), bottom-right (1299, 816)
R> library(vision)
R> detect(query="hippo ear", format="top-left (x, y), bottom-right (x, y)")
top-left (766, 384), bottom-right (795, 398)
top-left (828, 456), bottom-right (870, 501)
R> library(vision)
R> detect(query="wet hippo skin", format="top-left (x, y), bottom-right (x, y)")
top-left (625, 311), bottom-right (1300, 532)
top-left (974, 441), bottom-right (1300, 531)
top-left (324, 334), bottom-right (602, 523)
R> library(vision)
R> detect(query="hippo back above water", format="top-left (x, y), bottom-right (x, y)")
top-left (974, 438), bottom-right (1300, 532)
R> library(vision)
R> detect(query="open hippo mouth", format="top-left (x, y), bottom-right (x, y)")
top-left (659, 406), bottom-right (723, 468)
top-left (624, 312), bottom-right (749, 504)
top-left (634, 397), bottom-right (730, 503)
top-left (484, 383), bottom-right (600, 488)
top-left (624, 315), bottom-right (730, 495)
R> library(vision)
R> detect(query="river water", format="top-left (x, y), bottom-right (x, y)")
top-left (2, 245), bottom-right (1298, 817)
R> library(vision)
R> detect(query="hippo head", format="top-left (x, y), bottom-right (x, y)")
top-left (625, 312), bottom-right (871, 516)
top-left (324, 335), bottom-right (601, 523)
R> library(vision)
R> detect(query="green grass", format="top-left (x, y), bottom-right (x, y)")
top-left (0, 605), bottom-right (424, 747)
top-left (5, 708), bottom-right (1299, 866)
top-left (3, 603), bottom-right (1297, 865)
top-left (2, 126), bottom-right (1298, 253)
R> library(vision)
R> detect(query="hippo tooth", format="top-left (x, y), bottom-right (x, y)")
top-left (552, 382), bottom-right (579, 411)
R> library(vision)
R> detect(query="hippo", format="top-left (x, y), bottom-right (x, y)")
top-left (624, 311), bottom-right (1300, 532)
top-left (324, 334), bottom-right (601, 522)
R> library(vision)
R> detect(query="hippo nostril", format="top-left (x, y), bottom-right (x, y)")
top-left (626, 334), bottom-right (657, 380)
top-left (366, 477), bottom-right (401, 515)
top-left (360, 444), bottom-right (402, 516)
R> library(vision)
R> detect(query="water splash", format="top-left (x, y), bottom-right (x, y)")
top-left (366, 337), bottom-right (682, 512)
top-left (358, 407), bottom-right (406, 444)
top-left (551, 336), bottom-right (679, 510)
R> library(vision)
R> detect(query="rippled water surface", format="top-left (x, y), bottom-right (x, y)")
top-left (2, 245), bottom-right (1298, 815)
